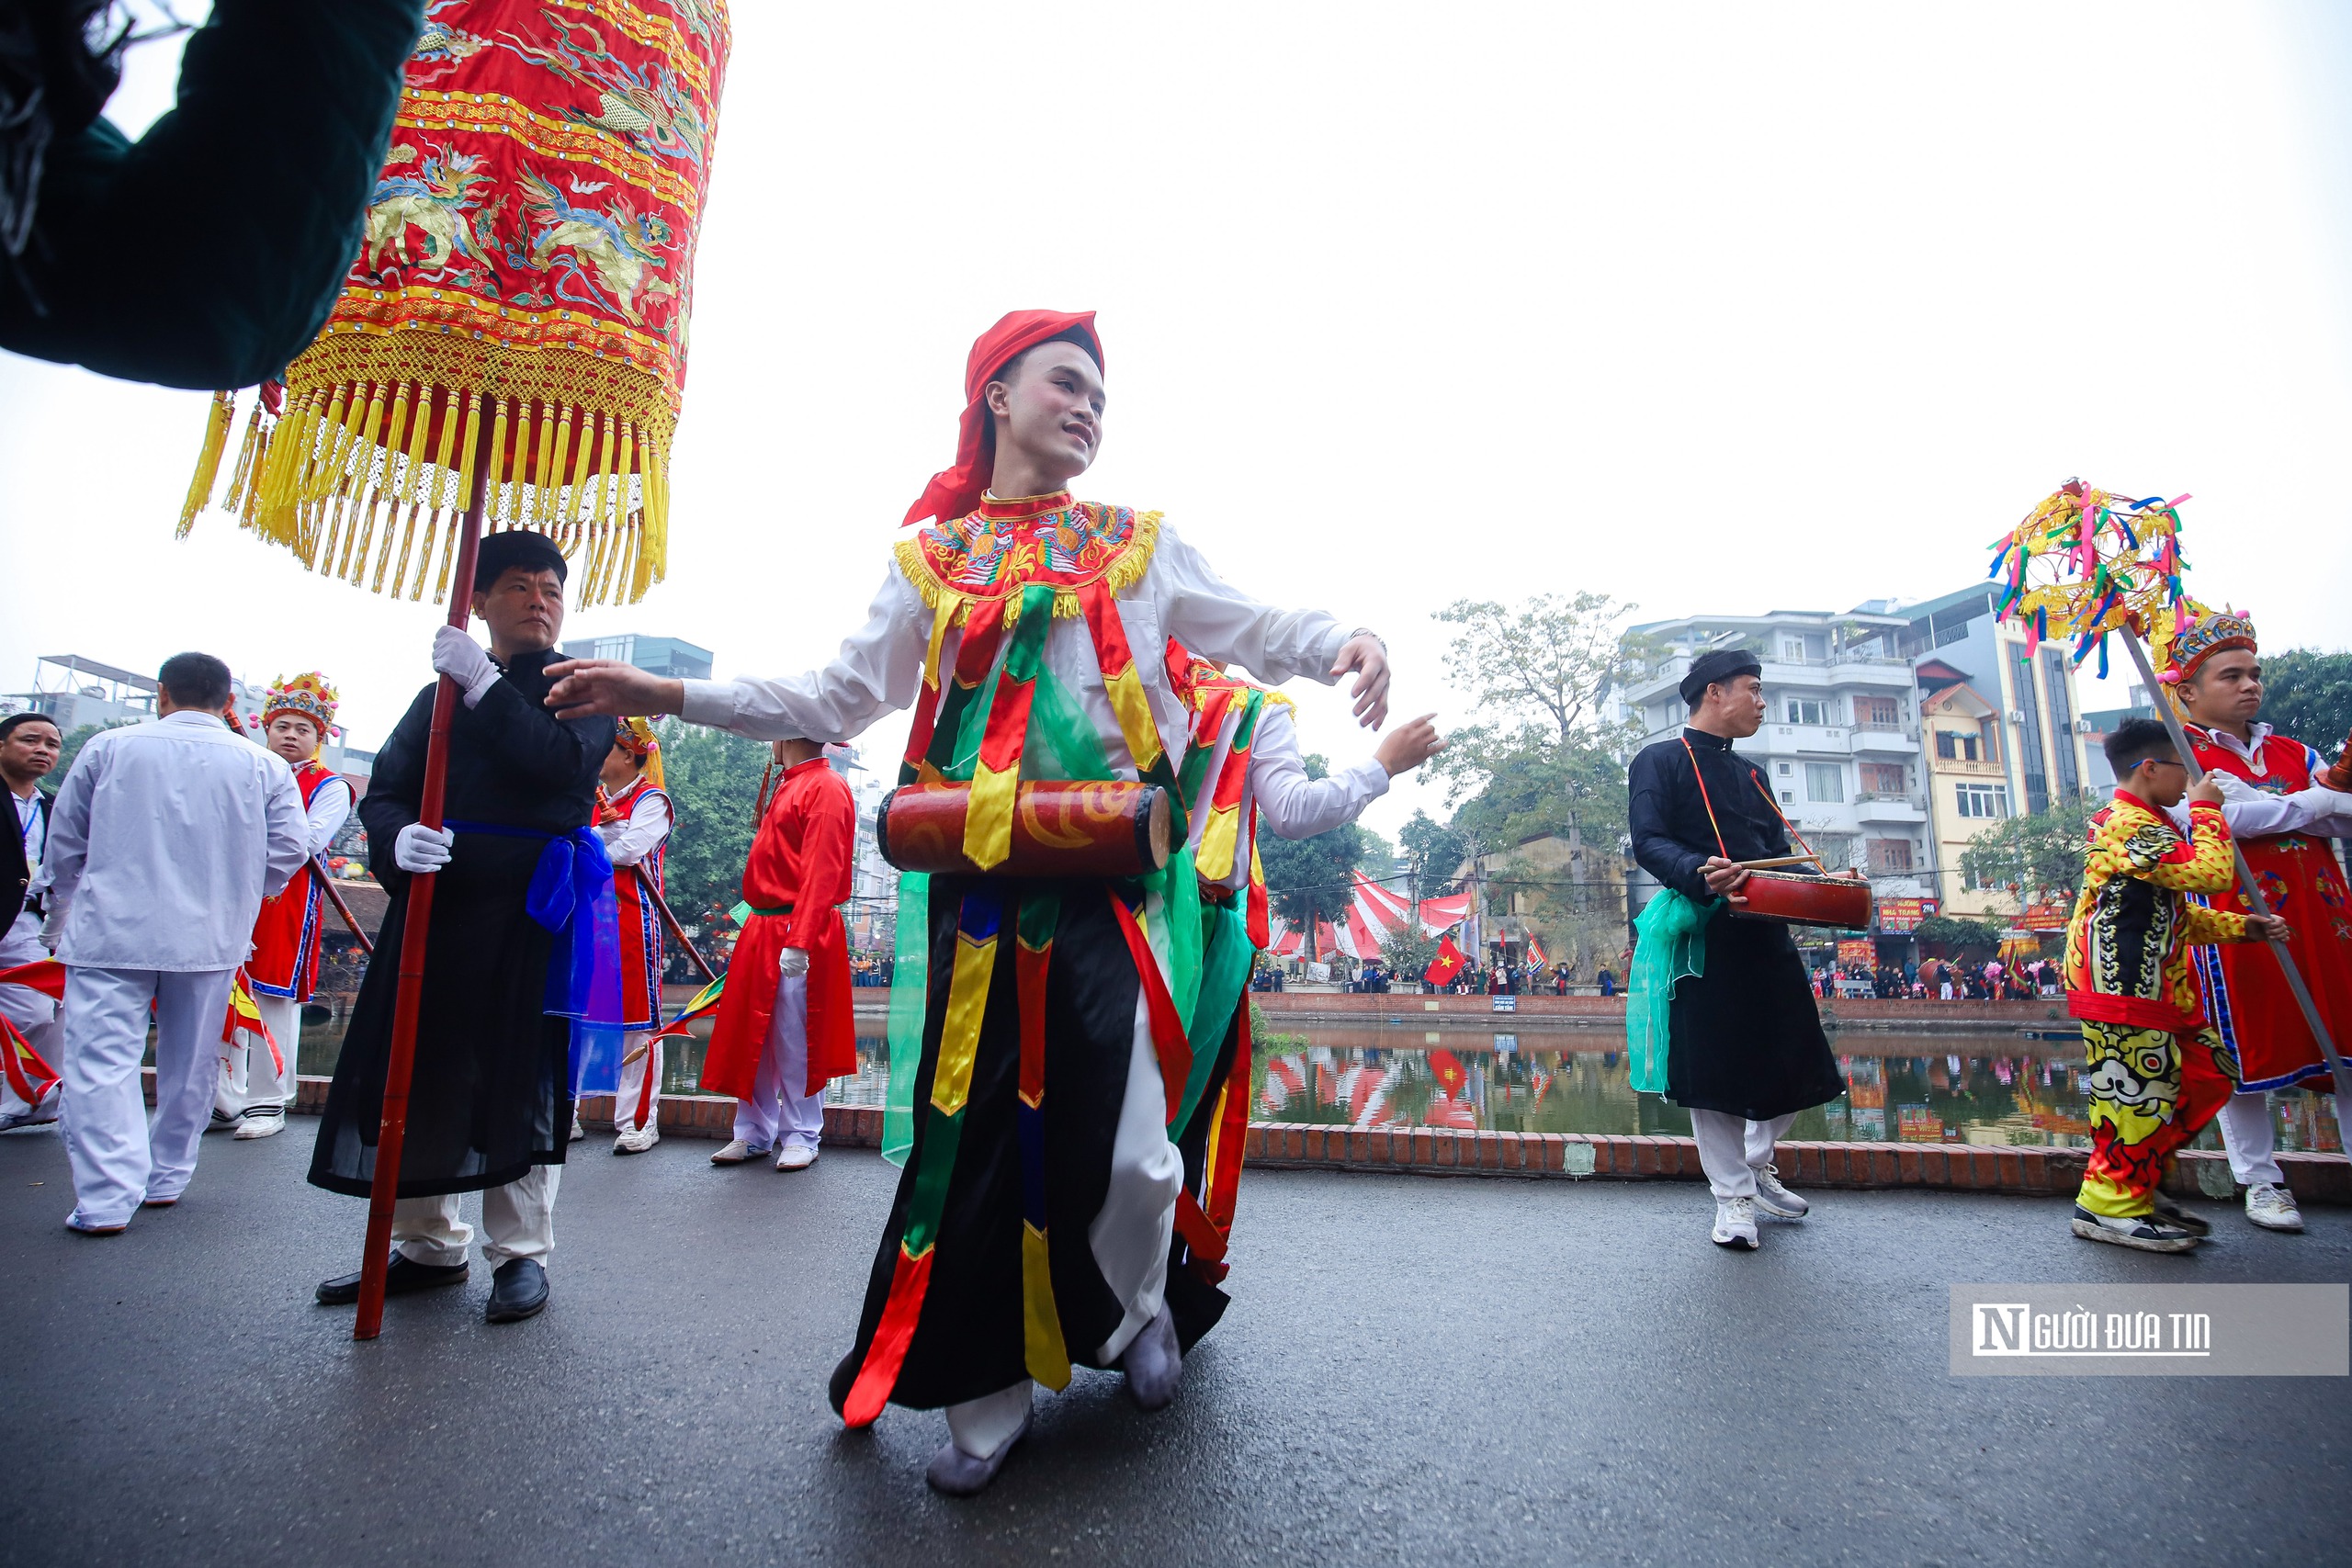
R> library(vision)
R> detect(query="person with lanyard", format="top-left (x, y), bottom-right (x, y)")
top-left (212, 673), bottom-right (353, 1141)
top-left (310, 530), bottom-right (617, 1326)
top-left (35, 654), bottom-right (309, 1233)
top-left (702, 737), bottom-right (856, 1173)
top-left (2156, 611), bottom-right (2352, 1235)
top-left (1626, 648), bottom-right (1851, 1250)
top-left (0, 712), bottom-right (64, 1132)
top-left (597, 716), bottom-right (674, 1156)
top-left (544, 309), bottom-right (1396, 1495)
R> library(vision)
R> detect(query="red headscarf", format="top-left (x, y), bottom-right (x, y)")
top-left (900, 309), bottom-right (1102, 528)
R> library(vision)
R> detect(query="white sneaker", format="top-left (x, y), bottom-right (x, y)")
top-left (2245, 1182), bottom-right (2305, 1233)
top-left (569, 1113), bottom-right (585, 1143)
top-left (1712, 1196), bottom-right (1758, 1249)
top-left (775, 1145), bottom-right (817, 1172)
top-left (1753, 1162), bottom-right (1809, 1219)
top-left (613, 1122), bottom-right (659, 1156)
top-left (232, 1107), bottom-right (286, 1140)
top-left (0, 1085), bottom-right (61, 1133)
top-left (710, 1138), bottom-right (770, 1165)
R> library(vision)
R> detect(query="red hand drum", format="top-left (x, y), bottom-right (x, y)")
top-left (1733, 870), bottom-right (1873, 930)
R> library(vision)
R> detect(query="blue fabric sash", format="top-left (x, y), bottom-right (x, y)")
top-left (445, 820), bottom-right (628, 1099)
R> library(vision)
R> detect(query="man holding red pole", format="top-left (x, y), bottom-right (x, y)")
top-left (311, 531), bottom-right (616, 1325)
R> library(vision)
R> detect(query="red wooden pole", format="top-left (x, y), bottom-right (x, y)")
top-left (355, 412), bottom-right (496, 1341)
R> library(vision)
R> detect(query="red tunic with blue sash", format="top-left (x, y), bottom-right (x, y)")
top-left (247, 760), bottom-right (344, 1001)
top-left (603, 776), bottom-right (670, 1033)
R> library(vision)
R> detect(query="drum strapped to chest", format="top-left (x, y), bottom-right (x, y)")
top-left (1678, 737), bottom-right (1873, 931)
top-left (877, 781), bottom-right (1171, 878)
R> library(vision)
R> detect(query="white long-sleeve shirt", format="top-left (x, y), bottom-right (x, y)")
top-left (678, 521), bottom-right (1357, 773)
top-left (2161, 725), bottom-right (2352, 840)
top-left (597, 786), bottom-right (672, 867)
top-left (36, 711), bottom-right (310, 971)
top-left (1178, 701), bottom-right (1389, 895)
top-left (301, 774), bottom-right (354, 858)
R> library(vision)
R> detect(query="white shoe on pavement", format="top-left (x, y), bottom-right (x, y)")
top-left (710, 1138), bottom-right (770, 1165)
top-left (2071, 1204), bottom-right (2199, 1253)
top-left (569, 1113), bottom-right (585, 1143)
top-left (1752, 1162), bottom-right (1809, 1219)
top-left (0, 1084), bottom-right (61, 1133)
top-left (1712, 1196), bottom-right (1758, 1249)
top-left (2245, 1182), bottom-right (2305, 1233)
top-left (232, 1107), bottom-right (286, 1139)
top-left (613, 1122), bottom-right (659, 1156)
top-left (775, 1145), bottom-right (817, 1171)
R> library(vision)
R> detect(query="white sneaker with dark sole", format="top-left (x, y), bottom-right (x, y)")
top-left (2245, 1182), bottom-right (2305, 1233)
top-left (2071, 1204), bottom-right (2199, 1253)
top-left (613, 1124), bottom-right (659, 1156)
top-left (232, 1109), bottom-right (286, 1140)
top-left (1712, 1196), bottom-right (1758, 1249)
top-left (1753, 1163), bottom-right (1809, 1219)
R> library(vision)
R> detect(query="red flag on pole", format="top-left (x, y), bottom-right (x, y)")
top-left (1424, 933), bottom-right (1467, 987)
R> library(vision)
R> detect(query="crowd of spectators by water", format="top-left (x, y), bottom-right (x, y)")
top-left (1806, 955), bottom-right (2060, 1001)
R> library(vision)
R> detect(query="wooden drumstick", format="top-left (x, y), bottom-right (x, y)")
top-left (1736, 854), bottom-right (1825, 871)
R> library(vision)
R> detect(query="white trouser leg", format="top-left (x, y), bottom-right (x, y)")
top-left (771, 974), bottom-right (823, 1150)
top-left (392, 1192), bottom-right (473, 1267)
top-left (0, 914), bottom-right (59, 1119)
top-left (1091, 990), bottom-right (1183, 1363)
top-left (2216, 1090), bottom-right (2285, 1188)
top-left (614, 1030), bottom-right (660, 1134)
top-left (732, 1009), bottom-right (784, 1151)
top-left (1744, 1111), bottom-right (1797, 1170)
top-left (1689, 1109), bottom-right (1758, 1200)
top-left (60, 966), bottom-right (159, 1226)
top-left (145, 969), bottom-right (235, 1202)
top-left (481, 1164), bottom-right (559, 1268)
top-left (945, 1380), bottom-right (1034, 1459)
top-left (219, 995), bottom-right (300, 1117)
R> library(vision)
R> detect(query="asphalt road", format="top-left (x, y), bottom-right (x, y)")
top-left (4, 1121), bottom-right (2346, 1568)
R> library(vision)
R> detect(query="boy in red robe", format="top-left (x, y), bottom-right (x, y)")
top-left (216, 673), bottom-right (352, 1139)
top-left (702, 738), bottom-right (855, 1171)
top-left (2161, 611), bottom-right (2352, 1234)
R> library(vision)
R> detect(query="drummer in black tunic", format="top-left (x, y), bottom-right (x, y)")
top-left (311, 531), bottom-right (613, 1323)
top-left (1627, 648), bottom-right (1848, 1250)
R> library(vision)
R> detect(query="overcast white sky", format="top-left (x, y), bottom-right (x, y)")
top-left (5, 2), bottom-right (2347, 840)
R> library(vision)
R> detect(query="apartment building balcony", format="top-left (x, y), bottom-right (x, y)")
top-left (1849, 725), bottom-right (1920, 755)
top-left (1928, 755), bottom-right (2007, 778)
top-left (1854, 792), bottom-right (1929, 825)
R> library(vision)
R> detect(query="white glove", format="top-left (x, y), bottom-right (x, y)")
top-left (38, 903), bottom-right (65, 952)
top-left (393, 822), bottom-right (456, 874)
top-left (778, 946), bottom-right (810, 977)
top-left (432, 626), bottom-right (502, 708)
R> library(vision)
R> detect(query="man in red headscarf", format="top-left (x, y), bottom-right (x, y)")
top-left (548, 310), bottom-right (1395, 1495)
top-left (2160, 610), bottom-right (2352, 1235)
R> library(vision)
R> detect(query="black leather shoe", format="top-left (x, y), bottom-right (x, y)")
top-left (485, 1258), bottom-right (548, 1323)
top-left (315, 1253), bottom-right (469, 1305)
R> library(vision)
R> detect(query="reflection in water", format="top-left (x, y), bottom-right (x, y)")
top-left (294, 1010), bottom-right (2342, 1157)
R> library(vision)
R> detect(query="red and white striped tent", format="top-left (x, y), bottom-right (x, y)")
top-left (1329, 874), bottom-right (1475, 961)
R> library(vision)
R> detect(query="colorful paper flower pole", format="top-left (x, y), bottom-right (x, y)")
top-left (173, 1), bottom-right (730, 1338)
top-left (1986, 479), bottom-right (2349, 1102)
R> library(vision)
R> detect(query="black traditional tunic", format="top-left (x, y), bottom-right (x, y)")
top-left (308, 649), bottom-right (611, 1198)
top-left (1627, 728), bottom-right (1846, 1121)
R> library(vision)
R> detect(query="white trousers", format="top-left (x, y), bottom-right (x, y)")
top-left (2215, 1090), bottom-right (2286, 1188)
top-left (0, 912), bottom-right (60, 1119)
top-left (60, 964), bottom-right (234, 1227)
top-left (392, 1163), bottom-right (560, 1269)
top-left (732, 974), bottom-right (824, 1151)
top-left (946, 991), bottom-right (1186, 1451)
top-left (613, 1030), bottom-right (661, 1134)
top-left (1689, 1109), bottom-right (1797, 1201)
top-left (216, 993), bottom-right (300, 1117)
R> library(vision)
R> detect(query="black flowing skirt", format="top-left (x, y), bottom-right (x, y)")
top-left (1666, 908), bottom-right (1846, 1121)
top-left (829, 874), bottom-right (1152, 1415)
top-left (308, 834), bottom-right (571, 1199)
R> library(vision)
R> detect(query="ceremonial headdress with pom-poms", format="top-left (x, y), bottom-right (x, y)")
top-left (261, 672), bottom-right (340, 750)
top-left (614, 716), bottom-right (664, 789)
top-left (2156, 609), bottom-right (2257, 687)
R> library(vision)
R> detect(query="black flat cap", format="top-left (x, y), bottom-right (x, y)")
top-left (473, 529), bottom-right (569, 590)
top-left (1679, 648), bottom-right (1762, 707)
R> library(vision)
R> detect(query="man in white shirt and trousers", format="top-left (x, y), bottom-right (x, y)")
top-left (35, 653), bottom-right (309, 1234)
top-left (1, 712), bottom-right (65, 1132)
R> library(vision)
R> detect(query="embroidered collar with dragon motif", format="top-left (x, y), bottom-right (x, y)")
top-left (894, 490), bottom-right (1160, 626)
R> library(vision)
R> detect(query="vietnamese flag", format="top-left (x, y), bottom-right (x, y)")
top-left (1429, 1048), bottom-right (1467, 1096)
top-left (1424, 933), bottom-right (1467, 987)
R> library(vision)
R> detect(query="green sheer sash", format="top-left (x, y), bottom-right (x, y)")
top-left (1626, 887), bottom-right (1721, 1095)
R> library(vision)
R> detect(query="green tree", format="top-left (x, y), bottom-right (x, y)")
top-left (1381, 920), bottom-right (1437, 984)
top-left (1958, 795), bottom-right (2098, 906)
top-left (1256, 751), bottom-right (1369, 958)
top-left (2259, 648), bottom-right (2352, 763)
top-left (654, 720), bottom-right (773, 936)
top-left (1398, 807), bottom-right (1468, 896)
top-left (1913, 913), bottom-right (2006, 953)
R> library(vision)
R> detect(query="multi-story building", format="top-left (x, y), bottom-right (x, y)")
top-left (1620, 608), bottom-right (1933, 915)
top-left (556, 632), bottom-right (714, 682)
